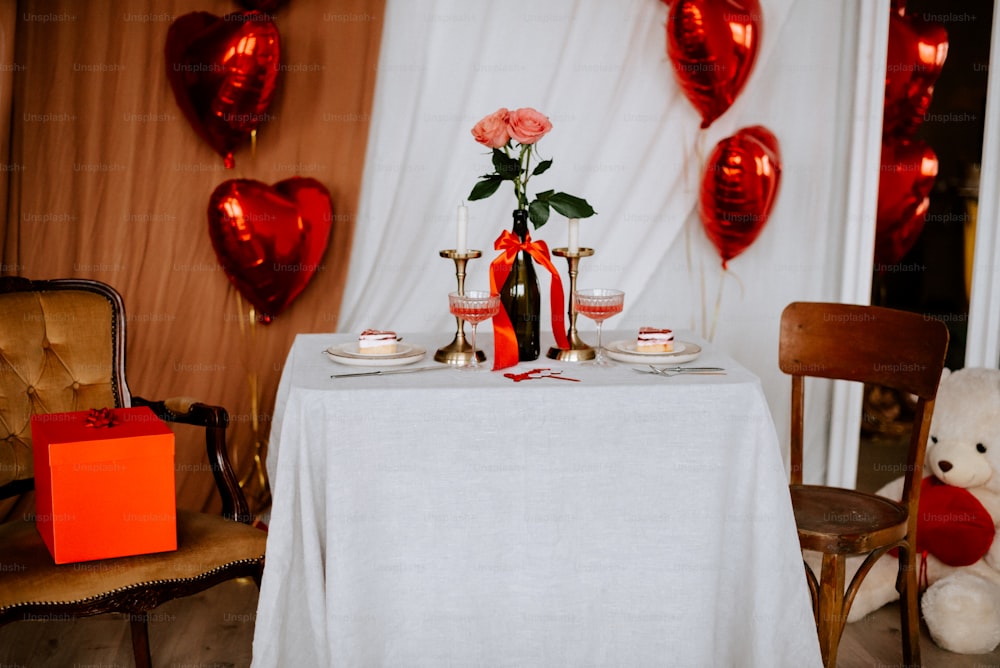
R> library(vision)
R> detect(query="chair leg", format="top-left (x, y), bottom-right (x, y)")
top-left (817, 553), bottom-right (847, 668)
top-left (896, 544), bottom-right (922, 666)
top-left (130, 616), bottom-right (152, 668)
top-left (802, 559), bottom-right (820, 622)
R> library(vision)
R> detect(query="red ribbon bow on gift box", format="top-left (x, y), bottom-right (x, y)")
top-left (84, 407), bottom-right (118, 428)
top-left (489, 230), bottom-right (570, 370)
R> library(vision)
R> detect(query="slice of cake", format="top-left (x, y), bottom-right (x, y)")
top-left (637, 327), bottom-right (674, 353)
top-left (358, 329), bottom-right (398, 355)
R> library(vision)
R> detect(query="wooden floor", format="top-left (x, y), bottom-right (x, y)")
top-left (841, 601), bottom-right (1000, 667)
top-left (2, 576), bottom-right (998, 667)
top-left (2, 435), bottom-right (1000, 666)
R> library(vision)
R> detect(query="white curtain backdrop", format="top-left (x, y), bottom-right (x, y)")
top-left (340, 0), bottom-right (879, 482)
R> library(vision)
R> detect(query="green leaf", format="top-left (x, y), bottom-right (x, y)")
top-left (534, 189), bottom-right (554, 202)
top-left (528, 199), bottom-right (551, 228)
top-left (468, 175), bottom-right (503, 201)
top-left (492, 149), bottom-right (521, 180)
top-left (532, 159), bottom-right (553, 176)
top-left (548, 192), bottom-right (596, 219)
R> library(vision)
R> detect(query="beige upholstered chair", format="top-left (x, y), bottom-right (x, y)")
top-left (779, 301), bottom-right (948, 668)
top-left (0, 277), bottom-right (266, 667)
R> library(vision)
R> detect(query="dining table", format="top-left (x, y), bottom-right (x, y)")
top-left (250, 330), bottom-right (823, 667)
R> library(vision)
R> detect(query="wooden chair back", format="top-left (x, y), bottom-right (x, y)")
top-left (779, 301), bottom-right (948, 488)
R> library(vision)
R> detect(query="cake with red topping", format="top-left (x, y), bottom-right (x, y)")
top-left (358, 329), bottom-right (398, 354)
top-left (637, 327), bottom-right (674, 353)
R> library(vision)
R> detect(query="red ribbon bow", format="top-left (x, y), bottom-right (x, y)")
top-left (489, 230), bottom-right (570, 370)
top-left (84, 407), bottom-right (117, 428)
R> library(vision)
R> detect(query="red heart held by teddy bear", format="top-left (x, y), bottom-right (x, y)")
top-left (883, 12), bottom-right (948, 139)
top-left (890, 476), bottom-right (994, 567)
top-left (208, 178), bottom-right (333, 322)
top-left (875, 138), bottom-right (938, 265)
top-left (165, 11), bottom-right (281, 169)
top-left (918, 476), bottom-right (994, 567)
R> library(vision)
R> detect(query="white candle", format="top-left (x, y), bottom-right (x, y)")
top-left (567, 217), bottom-right (580, 253)
top-left (457, 203), bottom-right (468, 253)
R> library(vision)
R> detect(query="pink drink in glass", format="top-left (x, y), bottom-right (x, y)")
top-left (448, 291), bottom-right (501, 369)
top-left (573, 288), bottom-right (625, 365)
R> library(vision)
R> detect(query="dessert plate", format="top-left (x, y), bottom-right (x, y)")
top-left (605, 340), bottom-right (702, 365)
top-left (323, 342), bottom-right (426, 367)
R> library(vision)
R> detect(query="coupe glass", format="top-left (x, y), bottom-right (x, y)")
top-left (448, 291), bottom-right (501, 370)
top-left (573, 288), bottom-right (625, 366)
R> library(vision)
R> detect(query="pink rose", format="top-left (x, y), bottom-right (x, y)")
top-left (471, 108), bottom-right (511, 148)
top-left (507, 107), bottom-right (552, 145)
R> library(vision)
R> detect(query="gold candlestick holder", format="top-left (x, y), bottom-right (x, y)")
top-left (436, 249), bottom-right (486, 364)
top-left (547, 247), bottom-right (596, 361)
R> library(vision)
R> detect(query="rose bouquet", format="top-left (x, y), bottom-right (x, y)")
top-left (468, 107), bottom-right (595, 229)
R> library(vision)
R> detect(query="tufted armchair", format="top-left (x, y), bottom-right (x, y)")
top-left (0, 277), bottom-right (266, 667)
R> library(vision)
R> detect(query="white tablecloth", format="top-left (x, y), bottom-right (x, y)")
top-left (252, 332), bottom-right (822, 667)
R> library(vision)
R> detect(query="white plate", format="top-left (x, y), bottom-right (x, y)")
top-left (323, 342), bottom-right (426, 367)
top-left (335, 342), bottom-right (419, 358)
top-left (605, 340), bottom-right (702, 365)
top-left (616, 340), bottom-right (690, 356)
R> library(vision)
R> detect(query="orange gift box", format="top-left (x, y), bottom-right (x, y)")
top-left (30, 406), bottom-right (177, 564)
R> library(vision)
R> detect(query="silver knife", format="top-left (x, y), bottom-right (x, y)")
top-left (650, 366), bottom-right (726, 372)
top-left (331, 365), bottom-right (451, 378)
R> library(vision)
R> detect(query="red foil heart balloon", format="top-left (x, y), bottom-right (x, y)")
top-left (883, 12), bottom-right (948, 140)
top-left (699, 126), bottom-right (782, 268)
top-left (165, 11), bottom-right (281, 169)
top-left (666, 0), bottom-right (762, 129)
top-left (875, 139), bottom-right (938, 266)
top-left (208, 178), bottom-right (333, 322)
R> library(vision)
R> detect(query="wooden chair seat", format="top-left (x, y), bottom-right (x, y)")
top-left (0, 510), bottom-right (266, 613)
top-left (791, 484), bottom-right (907, 554)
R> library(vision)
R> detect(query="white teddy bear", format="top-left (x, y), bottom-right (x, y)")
top-left (843, 367), bottom-right (1000, 654)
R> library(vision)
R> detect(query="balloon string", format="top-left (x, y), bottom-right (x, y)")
top-left (699, 255), bottom-right (707, 338)
top-left (234, 293), bottom-right (271, 511)
top-left (694, 127), bottom-right (709, 337)
top-left (708, 265), bottom-right (725, 342)
top-left (235, 292), bottom-right (245, 336)
top-left (681, 128), bottom-right (698, 330)
top-left (727, 267), bottom-right (746, 299)
top-left (683, 132), bottom-right (692, 193)
top-left (234, 292), bottom-right (247, 477)
top-left (248, 303), bottom-right (258, 442)
top-left (707, 267), bottom-right (745, 343)
top-left (248, 305), bottom-right (269, 499)
top-left (684, 219), bottom-right (696, 332)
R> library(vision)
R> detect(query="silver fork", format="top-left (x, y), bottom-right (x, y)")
top-left (639, 365), bottom-right (726, 377)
